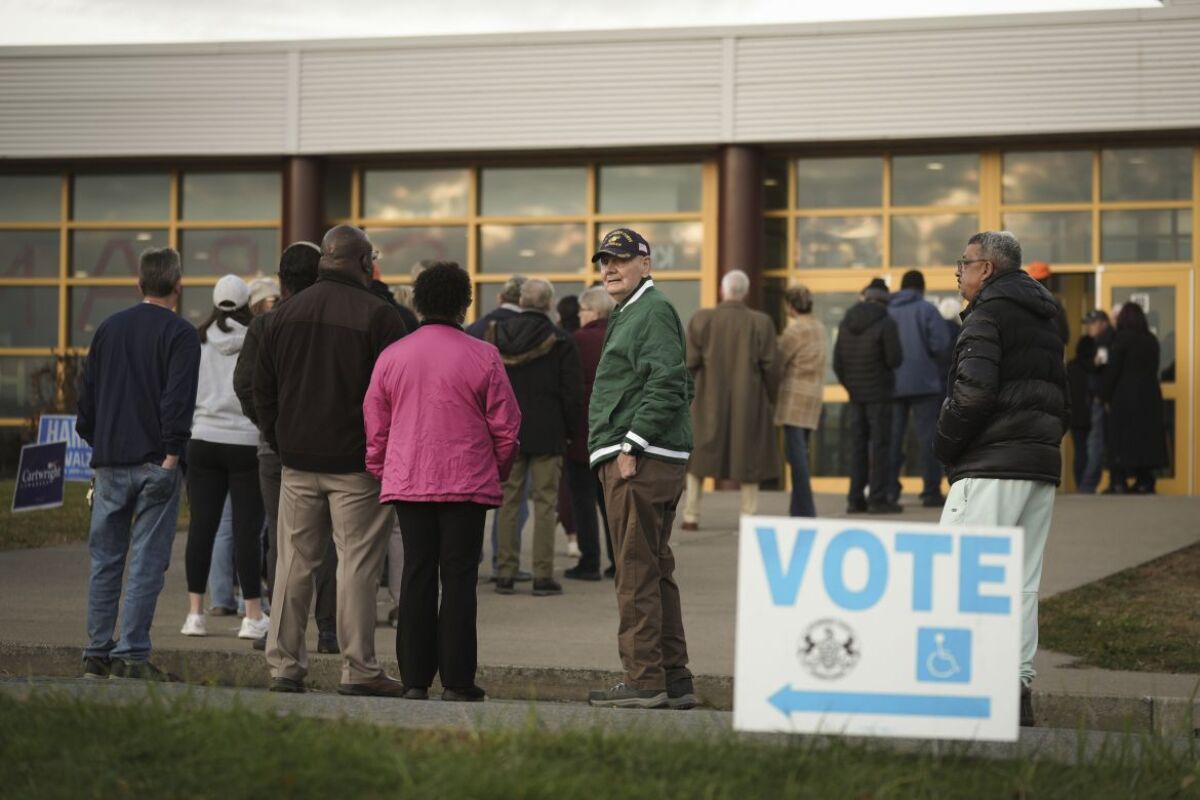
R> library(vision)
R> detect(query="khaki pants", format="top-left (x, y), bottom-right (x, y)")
top-left (497, 454), bottom-right (561, 580)
top-left (682, 473), bottom-right (759, 524)
top-left (267, 468), bottom-right (392, 685)
top-left (600, 457), bottom-right (691, 690)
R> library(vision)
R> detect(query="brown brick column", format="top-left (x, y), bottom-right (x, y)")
top-left (718, 145), bottom-right (765, 309)
top-left (282, 157), bottom-right (323, 246)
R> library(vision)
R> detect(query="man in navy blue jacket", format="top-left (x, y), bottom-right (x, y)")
top-left (76, 247), bottom-right (201, 681)
top-left (887, 270), bottom-right (953, 507)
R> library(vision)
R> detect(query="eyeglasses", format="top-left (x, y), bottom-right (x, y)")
top-left (955, 258), bottom-right (987, 270)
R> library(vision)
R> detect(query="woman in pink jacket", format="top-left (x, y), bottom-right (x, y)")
top-left (363, 262), bottom-right (521, 702)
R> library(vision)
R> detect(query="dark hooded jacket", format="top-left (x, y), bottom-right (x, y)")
top-left (486, 310), bottom-right (583, 456)
top-left (833, 300), bottom-right (902, 404)
top-left (934, 270), bottom-right (1068, 485)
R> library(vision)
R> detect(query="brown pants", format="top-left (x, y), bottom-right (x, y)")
top-left (267, 468), bottom-right (392, 685)
top-left (599, 457), bottom-right (692, 690)
top-left (497, 454), bottom-right (561, 581)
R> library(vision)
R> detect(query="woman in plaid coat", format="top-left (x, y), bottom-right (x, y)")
top-left (774, 284), bottom-right (826, 517)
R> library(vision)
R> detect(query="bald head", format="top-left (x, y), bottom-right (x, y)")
top-left (320, 225), bottom-right (373, 286)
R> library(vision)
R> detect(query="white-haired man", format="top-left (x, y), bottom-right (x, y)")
top-left (681, 269), bottom-right (779, 530)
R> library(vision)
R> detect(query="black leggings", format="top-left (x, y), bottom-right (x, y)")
top-left (185, 439), bottom-right (265, 600)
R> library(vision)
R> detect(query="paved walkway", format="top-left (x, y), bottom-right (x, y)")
top-left (1, 490), bottom-right (1198, 727)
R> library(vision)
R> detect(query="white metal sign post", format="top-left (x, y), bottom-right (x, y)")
top-left (734, 516), bottom-right (1023, 742)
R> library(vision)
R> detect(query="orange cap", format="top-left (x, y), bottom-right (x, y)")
top-left (1027, 261), bottom-right (1052, 281)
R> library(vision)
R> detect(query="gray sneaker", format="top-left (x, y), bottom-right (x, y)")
top-left (667, 677), bottom-right (699, 710)
top-left (110, 659), bottom-right (180, 682)
top-left (587, 682), bottom-right (668, 709)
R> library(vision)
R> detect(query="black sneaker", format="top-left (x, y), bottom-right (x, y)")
top-left (1020, 683), bottom-right (1035, 727)
top-left (442, 685), bottom-right (486, 702)
top-left (401, 686), bottom-right (429, 700)
top-left (110, 659), bottom-right (179, 682)
top-left (588, 682), bottom-right (668, 709)
top-left (846, 501), bottom-right (868, 514)
top-left (532, 578), bottom-right (563, 596)
top-left (495, 577), bottom-right (516, 595)
top-left (564, 566), bottom-right (602, 581)
top-left (252, 633), bottom-right (267, 651)
top-left (604, 565), bottom-right (616, 579)
top-left (867, 501), bottom-right (903, 514)
top-left (667, 677), bottom-right (699, 710)
top-left (317, 632), bottom-right (340, 654)
top-left (82, 655), bottom-right (112, 680)
top-left (270, 677), bottom-right (306, 693)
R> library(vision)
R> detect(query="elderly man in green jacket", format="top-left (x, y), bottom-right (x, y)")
top-left (585, 227), bottom-right (697, 711)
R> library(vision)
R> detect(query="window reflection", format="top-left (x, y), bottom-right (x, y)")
top-left (891, 214), bottom-right (978, 267)
top-left (1112, 286), bottom-right (1176, 381)
top-left (70, 286), bottom-right (142, 346)
top-left (763, 160), bottom-right (789, 210)
top-left (479, 224), bottom-right (586, 273)
top-left (654, 279), bottom-right (700, 323)
top-left (179, 287), bottom-right (214, 330)
top-left (73, 174), bottom-right (170, 221)
top-left (814, 291), bottom-right (860, 385)
top-left (480, 168), bottom-right (586, 216)
top-left (366, 227), bottom-right (468, 276)
top-left (764, 218), bottom-right (787, 270)
top-left (796, 216), bottom-right (882, 268)
top-left (1101, 148), bottom-right (1192, 202)
top-left (180, 229), bottom-right (278, 277)
top-left (71, 230), bottom-right (168, 278)
top-left (0, 357), bottom-right (55, 417)
top-left (892, 154), bottom-right (979, 207)
top-left (363, 169), bottom-right (470, 220)
top-left (598, 221), bottom-right (701, 271)
top-left (1003, 151), bottom-right (1092, 204)
top-left (1002, 212), bottom-right (1091, 264)
top-left (0, 231), bottom-right (59, 278)
top-left (323, 162), bottom-right (353, 220)
top-left (598, 164), bottom-right (701, 214)
top-left (796, 157), bottom-right (882, 209)
top-left (812, 402), bottom-right (851, 476)
top-left (183, 172), bottom-right (280, 221)
top-left (0, 287), bottom-right (57, 347)
top-left (1101, 210), bottom-right (1192, 262)
top-left (0, 176), bottom-right (59, 222)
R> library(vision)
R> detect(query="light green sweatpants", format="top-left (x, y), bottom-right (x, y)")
top-left (939, 477), bottom-right (1056, 686)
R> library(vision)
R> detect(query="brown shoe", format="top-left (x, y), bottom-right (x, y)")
top-left (337, 674), bottom-right (406, 698)
top-left (681, 521), bottom-right (699, 531)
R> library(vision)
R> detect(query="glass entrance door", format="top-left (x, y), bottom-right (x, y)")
top-left (1099, 267), bottom-right (1193, 495)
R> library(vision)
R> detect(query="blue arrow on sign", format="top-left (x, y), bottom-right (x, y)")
top-left (768, 685), bottom-right (990, 718)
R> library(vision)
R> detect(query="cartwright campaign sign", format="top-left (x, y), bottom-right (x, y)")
top-left (734, 516), bottom-right (1022, 742)
top-left (12, 441), bottom-right (67, 513)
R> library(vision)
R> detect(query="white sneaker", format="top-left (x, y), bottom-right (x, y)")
top-left (180, 613), bottom-right (207, 636)
top-left (567, 540), bottom-right (582, 559)
top-left (238, 614), bottom-right (270, 640)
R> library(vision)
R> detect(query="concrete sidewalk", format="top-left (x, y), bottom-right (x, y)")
top-left (1, 490), bottom-right (1198, 733)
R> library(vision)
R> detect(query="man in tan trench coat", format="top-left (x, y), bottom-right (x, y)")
top-left (681, 270), bottom-right (779, 530)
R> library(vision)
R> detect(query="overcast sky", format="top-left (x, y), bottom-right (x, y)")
top-left (1, 0), bottom-right (1161, 46)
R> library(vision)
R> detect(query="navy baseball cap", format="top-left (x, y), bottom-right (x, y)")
top-left (591, 228), bottom-right (651, 262)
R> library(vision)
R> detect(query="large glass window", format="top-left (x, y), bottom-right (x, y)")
top-left (480, 167), bottom-right (587, 216)
top-left (479, 224), bottom-right (587, 273)
top-left (599, 164), bottom-right (701, 213)
top-left (1003, 151), bottom-right (1092, 204)
top-left (655, 280), bottom-right (700, 323)
top-left (0, 357), bottom-right (55, 417)
top-left (796, 157), bottom-right (882, 208)
top-left (891, 214), bottom-right (978, 267)
top-left (183, 172), bottom-right (280, 220)
top-left (0, 231), bottom-right (59, 278)
top-left (73, 174), bottom-right (170, 221)
top-left (180, 229), bottom-right (278, 277)
top-left (366, 226), bottom-right (468, 274)
top-left (1002, 212), bottom-right (1092, 264)
top-left (0, 175), bottom-right (60, 221)
top-left (796, 216), bottom-right (882, 269)
top-left (71, 230), bottom-right (168, 278)
top-left (363, 169), bottom-right (470, 219)
top-left (1101, 210), bottom-right (1192, 262)
top-left (1101, 148), bottom-right (1192, 202)
top-left (892, 154), bottom-right (979, 206)
top-left (0, 288), bottom-right (57, 347)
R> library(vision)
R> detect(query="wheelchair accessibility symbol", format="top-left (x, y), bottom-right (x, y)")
top-left (916, 628), bottom-right (972, 684)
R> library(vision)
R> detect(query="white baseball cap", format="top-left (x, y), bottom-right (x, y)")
top-left (213, 274), bottom-right (250, 311)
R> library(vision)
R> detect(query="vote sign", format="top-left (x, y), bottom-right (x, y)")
top-left (735, 516), bottom-right (1022, 742)
top-left (37, 414), bottom-right (92, 481)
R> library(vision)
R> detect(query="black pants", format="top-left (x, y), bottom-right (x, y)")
top-left (1070, 427), bottom-right (1089, 488)
top-left (259, 447), bottom-right (337, 635)
top-left (847, 401), bottom-right (892, 507)
top-left (185, 439), bottom-right (264, 599)
top-left (565, 459), bottom-right (612, 572)
top-left (393, 501), bottom-right (486, 690)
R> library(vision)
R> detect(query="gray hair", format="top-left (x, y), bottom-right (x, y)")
top-left (968, 231), bottom-right (1022, 274)
top-left (500, 274), bottom-right (528, 305)
top-left (579, 286), bottom-right (615, 318)
top-left (138, 247), bottom-right (182, 298)
top-left (721, 269), bottom-right (750, 300)
top-left (519, 278), bottom-right (555, 311)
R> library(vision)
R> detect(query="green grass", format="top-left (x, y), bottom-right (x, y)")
top-left (1041, 542), bottom-right (1200, 674)
top-left (0, 479), bottom-right (190, 551)
top-left (1, 692), bottom-right (1197, 799)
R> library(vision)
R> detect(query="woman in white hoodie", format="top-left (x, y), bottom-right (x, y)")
top-left (181, 275), bottom-right (268, 641)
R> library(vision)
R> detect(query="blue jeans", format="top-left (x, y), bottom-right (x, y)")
top-left (783, 425), bottom-right (816, 517)
top-left (1079, 400), bottom-right (1106, 493)
top-left (206, 493), bottom-right (236, 610)
top-left (84, 463), bottom-right (183, 662)
top-left (889, 395), bottom-right (944, 502)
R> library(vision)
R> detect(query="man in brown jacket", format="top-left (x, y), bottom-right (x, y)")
top-left (682, 270), bottom-right (779, 530)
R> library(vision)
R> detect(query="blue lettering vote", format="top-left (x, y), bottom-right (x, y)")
top-left (895, 533), bottom-right (952, 612)
top-left (822, 529), bottom-right (888, 611)
top-left (756, 527), bottom-right (815, 606)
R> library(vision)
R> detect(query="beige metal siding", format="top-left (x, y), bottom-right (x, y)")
top-left (297, 39), bottom-right (724, 153)
top-left (0, 53), bottom-right (290, 157)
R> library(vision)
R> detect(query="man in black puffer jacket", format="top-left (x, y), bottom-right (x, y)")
top-left (935, 231), bottom-right (1068, 729)
top-left (834, 278), bottom-right (903, 514)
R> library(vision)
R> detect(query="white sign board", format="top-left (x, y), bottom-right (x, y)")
top-left (734, 516), bottom-right (1022, 742)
